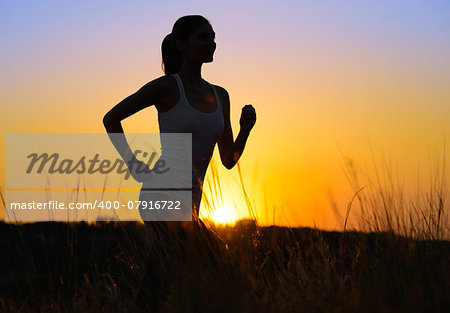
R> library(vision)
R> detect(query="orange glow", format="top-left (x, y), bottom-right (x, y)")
top-left (209, 204), bottom-right (241, 225)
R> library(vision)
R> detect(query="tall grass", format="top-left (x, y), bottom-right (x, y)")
top-left (0, 149), bottom-right (449, 312)
top-left (339, 143), bottom-right (449, 240)
top-left (200, 157), bottom-right (258, 227)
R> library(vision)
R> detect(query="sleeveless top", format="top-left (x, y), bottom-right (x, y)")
top-left (156, 73), bottom-right (225, 211)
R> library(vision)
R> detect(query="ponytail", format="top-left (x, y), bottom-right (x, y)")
top-left (161, 15), bottom-right (211, 75)
top-left (161, 33), bottom-right (182, 75)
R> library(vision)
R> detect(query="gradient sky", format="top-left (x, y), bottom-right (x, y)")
top-left (2, 1), bottom-right (450, 230)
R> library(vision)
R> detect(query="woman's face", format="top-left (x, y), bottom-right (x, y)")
top-left (179, 23), bottom-right (216, 63)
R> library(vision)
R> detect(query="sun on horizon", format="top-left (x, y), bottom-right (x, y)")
top-left (207, 204), bottom-right (242, 226)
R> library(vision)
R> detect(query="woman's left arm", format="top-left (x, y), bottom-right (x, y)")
top-left (217, 86), bottom-right (256, 170)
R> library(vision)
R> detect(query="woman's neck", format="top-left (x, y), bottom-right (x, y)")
top-left (178, 63), bottom-right (206, 88)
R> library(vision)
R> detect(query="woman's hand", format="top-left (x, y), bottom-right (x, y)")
top-left (239, 104), bottom-right (256, 134)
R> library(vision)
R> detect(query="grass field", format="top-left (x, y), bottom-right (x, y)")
top-left (0, 219), bottom-right (448, 313)
top-left (0, 154), bottom-right (449, 312)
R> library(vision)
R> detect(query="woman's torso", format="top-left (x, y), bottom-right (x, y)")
top-left (142, 73), bottom-right (225, 213)
top-left (155, 74), bottom-right (221, 115)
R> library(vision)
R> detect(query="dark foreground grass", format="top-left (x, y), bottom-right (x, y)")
top-left (0, 220), bottom-right (448, 313)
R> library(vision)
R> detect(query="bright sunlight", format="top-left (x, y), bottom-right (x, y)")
top-left (210, 204), bottom-right (241, 225)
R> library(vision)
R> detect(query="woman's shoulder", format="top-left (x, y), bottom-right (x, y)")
top-left (211, 84), bottom-right (230, 108)
top-left (146, 74), bottom-right (177, 91)
top-left (138, 75), bottom-right (178, 99)
top-left (210, 83), bottom-right (228, 95)
top-left (129, 75), bottom-right (178, 112)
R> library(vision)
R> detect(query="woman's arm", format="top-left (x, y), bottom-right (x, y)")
top-left (103, 76), bottom-right (168, 181)
top-left (217, 86), bottom-right (256, 170)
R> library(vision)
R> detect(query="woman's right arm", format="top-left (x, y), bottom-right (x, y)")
top-left (103, 76), bottom-right (168, 182)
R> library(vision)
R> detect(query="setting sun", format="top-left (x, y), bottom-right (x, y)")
top-left (209, 205), bottom-right (240, 225)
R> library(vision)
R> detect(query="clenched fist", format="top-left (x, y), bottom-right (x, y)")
top-left (239, 104), bottom-right (256, 134)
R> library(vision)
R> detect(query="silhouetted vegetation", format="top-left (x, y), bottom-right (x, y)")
top-left (0, 220), bottom-right (448, 312)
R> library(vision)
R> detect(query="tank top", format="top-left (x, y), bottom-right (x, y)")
top-left (156, 73), bottom-right (225, 212)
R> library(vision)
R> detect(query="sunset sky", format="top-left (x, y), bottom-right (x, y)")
top-left (2, 1), bottom-right (450, 230)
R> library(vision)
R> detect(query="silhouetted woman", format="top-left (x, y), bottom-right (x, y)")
top-left (103, 15), bottom-right (256, 311)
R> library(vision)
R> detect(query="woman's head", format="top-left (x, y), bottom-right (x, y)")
top-left (161, 15), bottom-right (216, 75)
